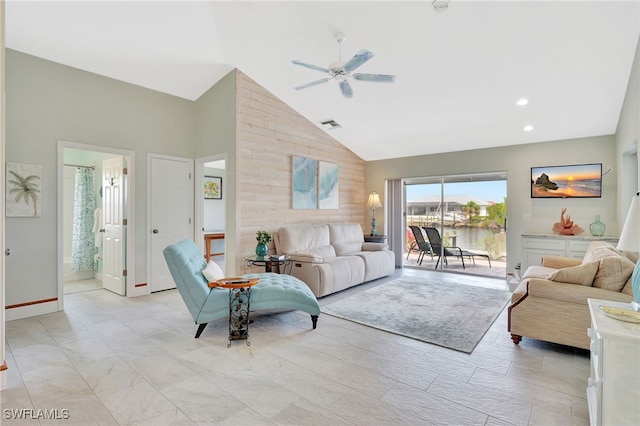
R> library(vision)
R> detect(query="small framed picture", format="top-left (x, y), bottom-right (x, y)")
top-left (204, 176), bottom-right (222, 199)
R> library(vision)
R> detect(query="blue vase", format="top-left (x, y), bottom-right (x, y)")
top-left (255, 243), bottom-right (268, 257)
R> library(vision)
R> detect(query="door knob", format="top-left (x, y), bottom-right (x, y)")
top-left (99, 228), bottom-right (105, 233)
top-left (152, 229), bottom-right (159, 234)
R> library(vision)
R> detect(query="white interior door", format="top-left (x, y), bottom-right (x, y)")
top-left (149, 156), bottom-right (193, 292)
top-left (102, 156), bottom-right (126, 295)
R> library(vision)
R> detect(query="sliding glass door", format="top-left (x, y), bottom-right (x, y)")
top-left (404, 172), bottom-right (507, 277)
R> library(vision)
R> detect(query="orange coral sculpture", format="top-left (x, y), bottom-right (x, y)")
top-left (553, 208), bottom-right (583, 235)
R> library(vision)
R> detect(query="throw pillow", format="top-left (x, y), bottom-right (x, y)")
top-left (547, 261), bottom-right (599, 286)
top-left (582, 241), bottom-right (622, 264)
top-left (202, 260), bottom-right (225, 283)
top-left (581, 241), bottom-right (635, 292)
top-left (592, 256), bottom-right (636, 292)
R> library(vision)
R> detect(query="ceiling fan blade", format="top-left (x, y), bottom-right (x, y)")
top-left (292, 60), bottom-right (330, 73)
top-left (343, 49), bottom-right (374, 72)
top-left (294, 78), bottom-right (331, 90)
top-left (339, 80), bottom-right (353, 98)
top-left (352, 73), bottom-right (396, 83)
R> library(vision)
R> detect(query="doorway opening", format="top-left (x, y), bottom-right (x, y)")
top-left (58, 141), bottom-right (135, 305)
top-left (196, 156), bottom-right (227, 275)
top-left (404, 172), bottom-right (507, 279)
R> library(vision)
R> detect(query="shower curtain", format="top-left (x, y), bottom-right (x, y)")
top-left (72, 168), bottom-right (97, 271)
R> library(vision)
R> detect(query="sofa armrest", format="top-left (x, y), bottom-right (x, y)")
top-left (541, 255), bottom-right (582, 269)
top-left (288, 253), bottom-right (325, 264)
top-left (526, 278), bottom-right (632, 305)
top-left (362, 242), bottom-right (388, 251)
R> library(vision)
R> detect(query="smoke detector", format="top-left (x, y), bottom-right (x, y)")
top-left (432, 0), bottom-right (450, 13)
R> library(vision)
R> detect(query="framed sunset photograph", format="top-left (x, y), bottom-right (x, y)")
top-left (531, 163), bottom-right (602, 199)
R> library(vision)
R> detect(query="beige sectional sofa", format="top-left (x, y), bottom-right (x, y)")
top-left (274, 223), bottom-right (395, 297)
top-left (508, 241), bottom-right (636, 350)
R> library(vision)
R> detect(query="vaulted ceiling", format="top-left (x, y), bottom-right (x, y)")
top-left (6, 1), bottom-right (639, 161)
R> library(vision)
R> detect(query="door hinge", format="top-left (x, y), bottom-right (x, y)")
top-left (123, 269), bottom-right (128, 277)
top-left (189, 172), bottom-right (192, 179)
top-left (123, 218), bottom-right (128, 225)
top-left (123, 168), bottom-right (128, 175)
top-left (189, 218), bottom-right (192, 224)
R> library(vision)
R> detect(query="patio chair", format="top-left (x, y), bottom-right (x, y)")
top-left (408, 226), bottom-right (434, 265)
top-left (422, 227), bottom-right (491, 269)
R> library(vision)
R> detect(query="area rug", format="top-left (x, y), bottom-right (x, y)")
top-left (321, 277), bottom-right (511, 353)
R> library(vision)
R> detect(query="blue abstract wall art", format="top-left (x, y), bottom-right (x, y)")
top-left (318, 161), bottom-right (339, 209)
top-left (292, 156), bottom-right (318, 209)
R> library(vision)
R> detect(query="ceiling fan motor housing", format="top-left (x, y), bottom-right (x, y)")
top-left (329, 62), bottom-right (348, 76)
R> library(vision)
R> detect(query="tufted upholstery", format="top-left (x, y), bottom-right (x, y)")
top-left (163, 239), bottom-right (320, 338)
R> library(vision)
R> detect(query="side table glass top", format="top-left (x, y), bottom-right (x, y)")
top-left (244, 255), bottom-right (291, 274)
top-left (244, 255), bottom-right (290, 263)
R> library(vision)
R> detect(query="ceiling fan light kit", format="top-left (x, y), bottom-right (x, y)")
top-left (292, 32), bottom-right (396, 98)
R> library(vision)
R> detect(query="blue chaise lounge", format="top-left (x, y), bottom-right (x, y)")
top-left (163, 239), bottom-right (320, 338)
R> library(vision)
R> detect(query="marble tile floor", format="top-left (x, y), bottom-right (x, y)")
top-left (64, 278), bottom-right (104, 295)
top-left (2, 269), bottom-right (591, 425)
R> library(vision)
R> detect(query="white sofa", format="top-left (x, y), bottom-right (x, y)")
top-left (274, 223), bottom-right (395, 297)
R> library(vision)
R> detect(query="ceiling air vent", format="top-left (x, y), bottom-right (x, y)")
top-left (320, 119), bottom-right (341, 130)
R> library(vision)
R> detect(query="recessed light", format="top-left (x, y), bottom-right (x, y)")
top-left (516, 98), bottom-right (529, 106)
top-left (523, 125), bottom-right (534, 132)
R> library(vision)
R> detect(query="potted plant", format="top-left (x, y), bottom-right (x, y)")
top-left (255, 230), bottom-right (272, 257)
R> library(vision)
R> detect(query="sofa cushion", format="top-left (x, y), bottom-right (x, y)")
top-left (522, 266), bottom-right (558, 280)
top-left (541, 255), bottom-right (582, 269)
top-left (276, 225), bottom-right (330, 254)
top-left (582, 241), bottom-right (635, 292)
top-left (547, 261), bottom-right (599, 286)
top-left (328, 223), bottom-right (365, 255)
top-left (355, 250), bottom-right (396, 282)
top-left (304, 244), bottom-right (336, 258)
top-left (525, 278), bottom-right (634, 305)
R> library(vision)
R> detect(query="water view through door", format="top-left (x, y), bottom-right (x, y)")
top-left (404, 172), bottom-right (507, 278)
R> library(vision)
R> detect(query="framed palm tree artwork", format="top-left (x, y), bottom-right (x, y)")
top-left (6, 162), bottom-right (42, 217)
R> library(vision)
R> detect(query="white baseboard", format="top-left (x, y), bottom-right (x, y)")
top-left (5, 300), bottom-right (59, 321)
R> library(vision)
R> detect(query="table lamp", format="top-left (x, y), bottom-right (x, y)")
top-left (367, 192), bottom-right (382, 236)
top-left (617, 192), bottom-right (640, 311)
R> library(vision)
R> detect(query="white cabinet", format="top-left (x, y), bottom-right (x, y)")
top-left (587, 299), bottom-right (640, 426)
top-left (521, 234), bottom-right (618, 270)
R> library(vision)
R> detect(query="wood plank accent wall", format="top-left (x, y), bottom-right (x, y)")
top-left (235, 70), bottom-right (366, 273)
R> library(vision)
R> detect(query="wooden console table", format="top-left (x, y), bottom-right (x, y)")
top-left (204, 232), bottom-right (225, 262)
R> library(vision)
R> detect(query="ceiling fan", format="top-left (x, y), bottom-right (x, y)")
top-left (292, 32), bottom-right (396, 98)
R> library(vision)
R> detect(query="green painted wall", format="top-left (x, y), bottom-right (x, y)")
top-left (194, 69), bottom-right (237, 273)
top-left (5, 49), bottom-right (195, 305)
